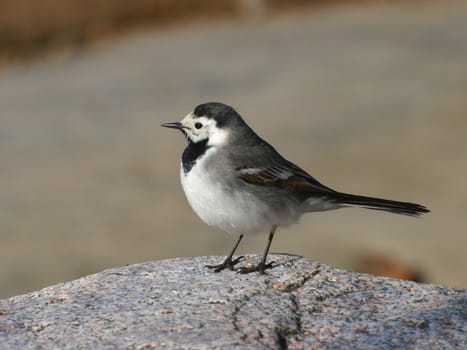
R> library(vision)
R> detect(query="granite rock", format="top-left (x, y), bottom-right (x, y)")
top-left (0, 255), bottom-right (465, 349)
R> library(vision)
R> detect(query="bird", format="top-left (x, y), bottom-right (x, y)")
top-left (161, 102), bottom-right (429, 274)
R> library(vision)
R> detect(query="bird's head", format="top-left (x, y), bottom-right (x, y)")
top-left (161, 102), bottom-right (247, 147)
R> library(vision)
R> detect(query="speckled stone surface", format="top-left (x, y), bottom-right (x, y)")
top-left (0, 255), bottom-right (465, 349)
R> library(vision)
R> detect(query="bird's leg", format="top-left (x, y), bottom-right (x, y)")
top-left (238, 227), bottom-right (277, 274)
top-left (206, 234), bottom-right (244, 272)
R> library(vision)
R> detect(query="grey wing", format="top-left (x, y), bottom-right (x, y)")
top-left (226, 138), bottom-right (336, 196)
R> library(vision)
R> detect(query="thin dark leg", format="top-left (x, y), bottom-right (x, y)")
top-left (239, 226), bottom-right (277, 274)
top-left (206, 234), bottom-right (244, 272)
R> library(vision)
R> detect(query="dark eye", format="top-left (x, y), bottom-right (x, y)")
top-left (194, 122), bottom-right (203, 129)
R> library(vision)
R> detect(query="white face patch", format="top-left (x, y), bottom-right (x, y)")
top-left (179, 112), bottom-right (229, 147)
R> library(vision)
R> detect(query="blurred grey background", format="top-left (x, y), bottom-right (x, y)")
top-left (1, 0), bottom-right (466, 298)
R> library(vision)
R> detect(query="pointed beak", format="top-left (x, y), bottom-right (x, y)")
top-left (161, 122), bottom-right (184, 130)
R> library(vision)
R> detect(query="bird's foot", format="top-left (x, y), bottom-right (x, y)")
top-left (237, 261), bottom-right (275, 275)
top-left (206, 256), bottom-right (245, 272)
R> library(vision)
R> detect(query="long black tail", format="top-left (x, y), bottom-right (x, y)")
top-left (331, 192), bottom-right (429, 217)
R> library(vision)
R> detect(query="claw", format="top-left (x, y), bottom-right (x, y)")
top-left (230, 255), bottom-right (245, 266)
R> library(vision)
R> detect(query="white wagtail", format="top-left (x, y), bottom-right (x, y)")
top-left (162, 102), bottom-right (429, 274)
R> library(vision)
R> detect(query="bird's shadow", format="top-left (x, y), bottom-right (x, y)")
top-left (237, 253), bottom-right (305, 273)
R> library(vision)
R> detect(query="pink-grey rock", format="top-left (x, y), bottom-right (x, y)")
top-left (0, 255), bottom-right (465, 349)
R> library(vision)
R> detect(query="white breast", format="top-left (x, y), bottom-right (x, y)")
top-left (180, 148), bottom-right (273, 235)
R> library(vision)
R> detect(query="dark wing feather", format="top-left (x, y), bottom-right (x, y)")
top-left (237, 161), bottom-right (337, 197)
